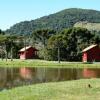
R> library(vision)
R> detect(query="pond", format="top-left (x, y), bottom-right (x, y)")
top-left (0, 67), bottom-right (100, 90)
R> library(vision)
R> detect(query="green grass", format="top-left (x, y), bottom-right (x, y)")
top-left (0, 79), bottom-right (100, 100)
top-left (0, 59), bottom-right (100, 68)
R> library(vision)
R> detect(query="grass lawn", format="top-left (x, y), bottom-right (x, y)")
top-left (0, 79), bottom-right (100, 100)
top-left (0, 59), bottom-right (100, 68)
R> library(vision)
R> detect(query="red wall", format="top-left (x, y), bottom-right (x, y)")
top-left (20, 47), bottom-right (37, 59)
top-left (82, 53), bottom-right (87, 62)
top-left (83, 46), bottom-right (100, 62)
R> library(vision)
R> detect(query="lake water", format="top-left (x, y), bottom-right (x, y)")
top-left (0, 67), bottom-right (100, 90)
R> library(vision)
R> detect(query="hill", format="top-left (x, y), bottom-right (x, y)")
top-left (6, 8), bottom-right (100, 34)
top-left (74, 21), bottom-right (100, 31)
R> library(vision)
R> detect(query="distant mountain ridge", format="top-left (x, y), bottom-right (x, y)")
top-left (6, 8), bottom-right (100, 34)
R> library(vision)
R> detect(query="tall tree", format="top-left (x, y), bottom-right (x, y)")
top-left (32, 29), bottom-right (56, 59)
top-left (0, 35), bottom-right (7, 60)
top-left (48, 34), bottom-right (66, 62)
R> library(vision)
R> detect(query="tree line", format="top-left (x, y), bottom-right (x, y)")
top-left (0, 27), bottom-right (100, 61)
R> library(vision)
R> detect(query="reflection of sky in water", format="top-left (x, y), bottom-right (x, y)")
top-left (0, 67), bottom-right (100, 89)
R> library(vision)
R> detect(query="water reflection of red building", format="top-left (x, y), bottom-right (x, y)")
top-left (83, 68), bottom-right (100, 78)
top-left (20, 68), bottom-right (35, 79)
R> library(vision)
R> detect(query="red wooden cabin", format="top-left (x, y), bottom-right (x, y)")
top-left (82, 44), bottom-right (100, 62)
top-left (19, 46), bottom-right (38, 59)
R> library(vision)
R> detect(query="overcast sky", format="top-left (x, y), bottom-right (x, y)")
top-left (0, 0), bottom-right (100, 30)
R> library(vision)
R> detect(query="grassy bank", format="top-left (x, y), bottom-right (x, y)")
top-left (0, 59), bottom-right (100, 68)
top-left (0, 79), bottom-right (100, 100)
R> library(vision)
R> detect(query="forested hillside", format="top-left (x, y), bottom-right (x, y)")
top-left (6, 8), bottom-right (100, 34)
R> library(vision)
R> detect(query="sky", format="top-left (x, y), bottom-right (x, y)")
top-left (0, 0), bottom-right (100, 30)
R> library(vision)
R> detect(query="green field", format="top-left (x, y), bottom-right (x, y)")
top-left (0, 59), bottom-right (100, 68)
top-left (0, 79), bottom-right (100, 100)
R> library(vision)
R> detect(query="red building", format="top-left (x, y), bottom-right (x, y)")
top-left (19, 46), bottom-right (38, 59)
top-left (82, 44), bottom-right (100, 62)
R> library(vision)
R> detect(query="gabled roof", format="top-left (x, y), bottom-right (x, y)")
top-left (19, 46), bottom-right (38, 52)
top-left (82, 44), bottom-right (97, 52)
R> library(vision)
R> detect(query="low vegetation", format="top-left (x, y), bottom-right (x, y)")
top-left (0, 79), bottom-right (100, 100)
top-left (0, 59), bottom-right (100, 68)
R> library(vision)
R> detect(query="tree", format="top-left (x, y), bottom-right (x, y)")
top-left (7, 35), bottom-right (18, 61)
top-left (48, 34), bottom-right (66, 62)
top-left (0, 29), bottom-right (5, 35)
top-left (0, 35), bottom-right (7, 60)
top-left (32, 29), bottom-right (56, 59)
top-left (0, 34), bottom-right (24, 61)
top-left (46, 27), bottom-right (100, 61)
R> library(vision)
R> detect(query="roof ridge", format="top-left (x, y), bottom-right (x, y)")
top-left (82, 44), bottom-right (97, 52)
